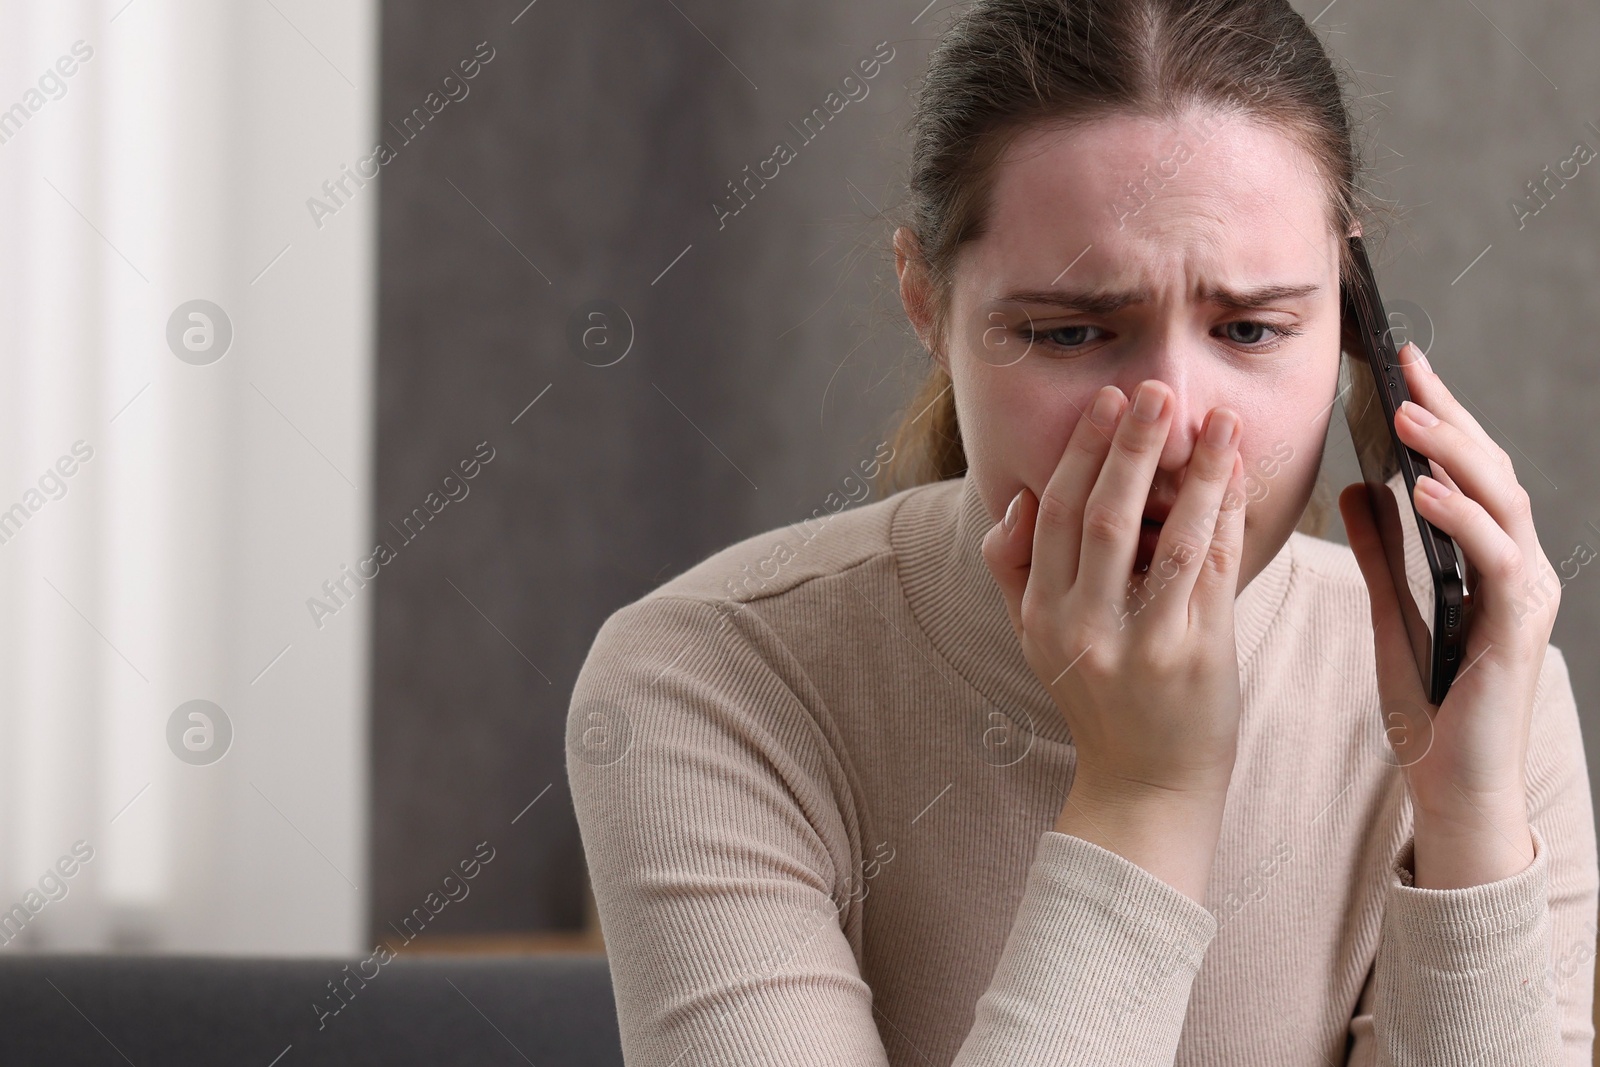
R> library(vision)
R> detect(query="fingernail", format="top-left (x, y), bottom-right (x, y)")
top-left (1132, 381), bottom-right (1165, 423)
top-left (1402, 399), bottom-right (1438, 427)
top-left (1002, 489), bottom-right (1023, 533)
top-left (1416, 474), bottom-right (1450, 500)
top-left (1205, 409), bottom-right (1237, 447)
top-left (1409, 343), bottom-right (1431, 374)
top-left (1089, 388), bottom-right (1119, 429)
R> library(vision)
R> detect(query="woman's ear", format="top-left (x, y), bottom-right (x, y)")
top-left (893, 226), bottom-right (941, 365)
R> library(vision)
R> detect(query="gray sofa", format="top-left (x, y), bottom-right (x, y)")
top-left (0, 953), bottom-right (623, 1065)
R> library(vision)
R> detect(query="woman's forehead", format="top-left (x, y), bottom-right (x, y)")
top-left (973, 111), bottom-right (1336, 286)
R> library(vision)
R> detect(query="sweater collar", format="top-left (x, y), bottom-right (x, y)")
top-left (894, 474), bottom-right (1294, 748)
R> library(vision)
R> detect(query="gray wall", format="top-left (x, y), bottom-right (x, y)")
top-left (371, 0), bottom-right (924, 938)
top-left (372, 0), bottom-right (1600, 937)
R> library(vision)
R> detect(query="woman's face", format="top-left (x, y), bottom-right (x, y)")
top-left (897, 108), bottom-right (1346, 592)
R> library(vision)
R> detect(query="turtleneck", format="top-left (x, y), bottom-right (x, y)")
top-left (894, 474), bottom-right (1294, 747)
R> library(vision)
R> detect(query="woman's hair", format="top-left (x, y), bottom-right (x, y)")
top-left (876, 0), bottom-right (1391, 538)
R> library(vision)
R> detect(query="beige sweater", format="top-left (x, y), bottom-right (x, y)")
top-left (567, 474), bottom-right (1599, 1065)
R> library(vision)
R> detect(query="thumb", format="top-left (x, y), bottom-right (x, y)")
top-left (981, 486), bottom-right (1035, 640)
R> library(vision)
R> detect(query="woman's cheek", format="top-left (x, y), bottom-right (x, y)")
top-left (961, 354), bottom-right (1110, 497)
top-left (1007, 388), bottom-right (1085, 487)
top-left (1237, 426), bottom-right (1315, 524)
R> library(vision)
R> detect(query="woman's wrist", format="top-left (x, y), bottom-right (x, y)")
top-left (1054, 773), bottom-right (1230, 905)
top-left (1410, 794), bottom-right (1534, 889)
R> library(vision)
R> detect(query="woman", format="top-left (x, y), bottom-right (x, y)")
top-left (567, 1), bottom-right (1598, 1063)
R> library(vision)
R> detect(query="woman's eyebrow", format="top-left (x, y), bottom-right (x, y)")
top-left (996, 282), bottom-right (1322, 313)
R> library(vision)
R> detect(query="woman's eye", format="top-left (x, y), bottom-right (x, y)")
top-left (1219, 320), bottom-right (1303, 348)
top-left (1021, 324), bottom-right (1103, 349)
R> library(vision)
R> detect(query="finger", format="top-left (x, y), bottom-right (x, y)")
top-left (1407, 454), bottom-right (1478, 608)
top-left (1396, 336), bottom-right (1530, 572)
top-left (1187, 448), bottom-right (1249, 630)
top-left (1409, 471), bottom-right (1548, 640)
top-left (1418, 459), bottom-right (1486, 616)
top-left (1141, 405), bottom-right (1244, 628)
top-left (1395, 395), bottom-right (1540, 560)
top-left (1074, 379), bottom-right (1173, 608)
top-left (1339, 482), bottom-right (1431, 713)
top-left (1419, 459), bottom-right (1475, 598)
top-left (1396, 341), bottom-right (1513, 483)
top-left (1028, 384), bottom-right (1129, 597)
top-left (1427, 456), bottom-right (1462, 494)
top-left (981, 485), bottom-right (1036, 639)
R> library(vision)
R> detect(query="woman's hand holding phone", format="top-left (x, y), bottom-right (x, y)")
top-left (980, 379), bottom-right (1249, 903)
top-left (1338, 341), bottom-right (1560, 889)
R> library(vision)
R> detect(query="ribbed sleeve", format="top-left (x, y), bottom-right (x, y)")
top-left (951, 831), bottom-right (1216, 1064)
top-left (1373, 824), bottom-right (1557, 1061)
top-left (567, 596), bottom-right (890, 1066)
top-left (1348, 645), bottom-right (1599, 1065)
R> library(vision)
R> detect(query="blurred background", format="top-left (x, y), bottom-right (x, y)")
top-left (0, 0), bottom-right (1596, 976)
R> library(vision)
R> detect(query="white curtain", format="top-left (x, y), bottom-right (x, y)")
top-left (0, 0), bottom-right (376, 953)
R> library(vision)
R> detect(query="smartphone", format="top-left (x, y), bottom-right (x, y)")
top-left (1337, 234), bottom-right (1469, 706)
